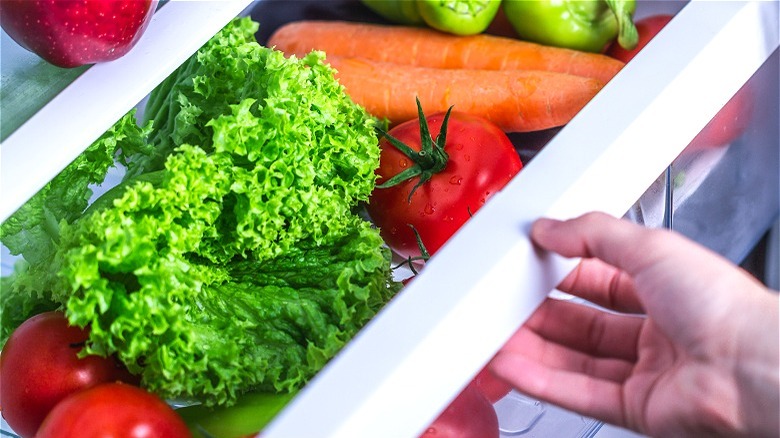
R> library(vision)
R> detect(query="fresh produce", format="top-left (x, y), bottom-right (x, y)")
top-left (605, 14), bottom-right (753, 149)
top-left (178, 391), bottom-right (296, 438)
top-left (361, 0), bottom-right (500, 35)
top-left (269, 21), bottom-right (621, 130)
top-left (324, 56), bottom-right (606, 133)
top-left (502, 0), bottom-right (638, 53)
top-left (473, 365), bottom-right (512, 404)
top-left (0, 0), bottom-right (158, 68)
top-left (361, 0), bottom-right (425, 25)
top-left (604, 14), bottom-right (672, 62)
top-left (35, 383), bottom-right (191, 438)
top-left (366, 100), bottom-right (522, 260)
top-left (416, 0), bottom-right (501, 35)
top-left (0, 17), bottom-right (398, 409)
top-left (687, 84), bottom-right (753, 149)
top-left (419, 383), bottom-right (499, 438)
top-left (0, 311), bottom-right (137, 437)
top-left (268, 20), bottom-right (625, 84)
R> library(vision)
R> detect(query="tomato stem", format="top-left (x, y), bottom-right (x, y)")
top-left (376, 98), bottom-right (452, 203)
top-left (392, 225), bottom-right (431, 275)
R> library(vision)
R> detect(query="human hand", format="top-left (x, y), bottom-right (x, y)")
top-left (490, 212), bottom-right (779, 437)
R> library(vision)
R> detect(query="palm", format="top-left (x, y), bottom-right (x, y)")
top-left (622, 317), bottom-right (739, 436)
top-left (492, 213), bottom-right (779, 438)
top-left (493, 257), bottom-right (744, 437)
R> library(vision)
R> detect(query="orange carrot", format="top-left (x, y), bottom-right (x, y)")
top-left (268, 20), bottom-right (625, 84)
top-left (325, 56), bottom-right (604, 133)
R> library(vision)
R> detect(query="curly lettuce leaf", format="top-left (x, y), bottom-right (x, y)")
top-left (0, 113), bottom-right (152, 340)
top-left (0, 112), bottom-right (150, 265)
top-left (60, 211), bottom-right (394, 406)
top-left (135, 18), bottom-right (380, 264)
top-left (1, 17), bottom-right (397, 406)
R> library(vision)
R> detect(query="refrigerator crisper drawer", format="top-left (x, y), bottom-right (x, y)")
top-left (260, 3), bottom-right (779, 437)
top-left (1, 1), bottom-right (778, 437)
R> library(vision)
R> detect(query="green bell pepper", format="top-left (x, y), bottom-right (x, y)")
top-left (502, 0), bottom-right (639, 53)
top-left (361, 0), bottom-right (500, 36)
top-left (417, 0), bottom-right (501, 35)
top-left (177, 391), bottom-right (296, 438)
top-left (361, 0), bottom-right (425, 26)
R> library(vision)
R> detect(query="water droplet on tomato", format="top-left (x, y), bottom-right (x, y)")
top-left (449, 175), bottom-right (462, 185)
top-left (399, 159), bottom-right (409, 168)
top-left (424, 203), bottom-right (435, 215)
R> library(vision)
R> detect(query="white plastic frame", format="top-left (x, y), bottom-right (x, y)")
top-left (262, 2), bottom-right (779, 437)
top-left (0, 0), bottom-right (254, 223)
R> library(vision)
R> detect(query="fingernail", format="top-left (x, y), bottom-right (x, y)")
top-left (530, 218), bottom-right (559, 246)
top-left (532, 217), bottom-right (561, 234)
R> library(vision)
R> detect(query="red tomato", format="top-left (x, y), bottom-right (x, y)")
top-left (419, 383), bottom-right (499, 438)
top-left (606, 14), bottom-right (752, 149)
top-left (0, 311), bottom-right (137, 438)
top-left (367, 107), bottom-right (523, 260)
top-left (604, 15), bottom-right (673, 63)
top-left (687, 82), bottom-right (753, 150)
top-left (473, 365), bottom-right (512, 404)
top-left (36, 383), bottom-right (191, 438)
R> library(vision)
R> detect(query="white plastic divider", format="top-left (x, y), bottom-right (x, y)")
top-left (0, 0), bottom-right (254, 223)
top-left (262, 1), bottom-right (779, 437)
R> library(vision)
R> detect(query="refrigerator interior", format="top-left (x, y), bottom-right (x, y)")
top-left (1, 1), bottom-right (778, 437)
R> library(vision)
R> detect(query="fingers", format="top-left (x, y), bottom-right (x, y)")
top-left (519, 297), bottom-right (644, 362)
top-left (531, 212), bottom-right (659, 312)
top-left (557, 257), bottom-right (644, 314)
top-left (490, 296), bottom-right (645, 426)
top-left (531, 212), bottom-right (762, 337)
top-left (532, 211), bottom-right (741, 286)
top-left (490, 350), bottom-right (628, 427)
top-left (531, 212), bottom-right (665, 272)
top-left (498, 320), bottom-right (635, 383)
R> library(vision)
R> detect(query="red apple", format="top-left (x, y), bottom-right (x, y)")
top-left (0, 0), bottom-right (158, 68)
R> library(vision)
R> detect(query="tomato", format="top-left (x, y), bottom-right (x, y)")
top-left (604, 14), bottom-right (672, 63)
top-left (686, 81), bottom-right (753, 150)
top-left (419, 383), bottom-right (499, 438)
top-left (0, 311), bottom-right (137, 438)
top-left (473, 365), bottom-right (512, 404)
top-left (36, 383), bottom-right (191, 438)
top-left (606, 14), bottom-right (753, 149)
top-left (366, 103), bottom-right (523, 260)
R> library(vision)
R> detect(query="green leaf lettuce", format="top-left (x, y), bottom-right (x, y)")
top-left (1, 17), bottom-right (399, 407)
